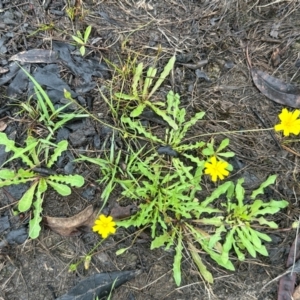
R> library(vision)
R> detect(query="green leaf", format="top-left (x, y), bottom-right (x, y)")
top-left (47, 140), bottom-right (68, 168)
top-left (256, 217), bottom-right (278, 228)
top-left (72, 35), bottom-right (84, 44)
top-left (48, 174), bottom-right (84, 187)
top-left (177, 141), bottom-right (205, 151)
top-left (241, 226), bottom-right (262, 248)
top-left (151, 232), bottom-right (172, 249)
top-left (84, 25), bottom-right (92, 43)
top-left (255, 244), bottom-right (268, 256)
top-left (235, 178), bottom-right (245, 207)
top-left (250, 175), bottom-right (277, 199)
top-left (0, 132), bottom-right (36, 167)
top-left (236, 227), bottom-right (256, 257)
top-left (202, 181), bottom-right (233, 207)
top-left (208, 224), bottom-right (226, 249)
top-left (180, 111), bottom-right (205, 140)
top-left (173, 230), bottom-right (183, 286)
top-left (250, 199), bottom-right (264, 215)
top-left (132, 62), bottom-right (143, 98)
top-left (18, 181), bottom-right (39, 212)
top-left (121, 116), bottom-right (164, 143)
top-left (148, 55), bottom-right (176, 98)
top-left (0, 169), bottom-right (16, 179)
top-left (222, 229), bottom-right (235, 264)
top-left (47, 180), bottom-right (71, 196)
top-left (28, 178), bottom-right (47, 239)
top-left (115, 93), bottom-right (138, 100)
top-left (79, 45), bottom-right (85, 56)
top-left (255, 230), bottom-right (272, 242)
top-left (217, 138), bottom-right (230, 152)
top-left (116, 247), bottom-right (130, 255)
top-left (130, 104), bottom-right (146, 117)
top-left (232, 239), bottom-right (245, 261)
top-left (202, 146), bottom-right (214, 156)
top-left (217, 152), bottom-right (235, 158)
top-left (143, 67), bottom-right (157, 98)
top-left (189, 242), bottom-right (213, 283)
top-left (146, 101), bottom-right (178, 130)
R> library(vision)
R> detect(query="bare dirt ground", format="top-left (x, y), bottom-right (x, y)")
top-left (1, 0), bottom-right (300, 299)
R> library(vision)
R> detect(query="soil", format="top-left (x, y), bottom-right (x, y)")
top-left (1, 0), bottom-right (300, 299)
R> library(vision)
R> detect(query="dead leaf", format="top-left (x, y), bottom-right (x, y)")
top-left (0, 121), bottom-right (7, 132)
top-left (278, 234), bottom-right (300, 300)
top-left (251, 68), bottom-right (300, 108)
top-left (270, 22), bottom-right (280, 38)
top-left (9, 49), bottom-right (58, 63)
top-left (293, 285), bottom-right (300, 300)
top-left (271, 48), bottom-right (280, 67)
top-left (0, 67), bottom-right (8, 74)
top-left (56, 269), bottom-right (142, 300)
top-left (43, 205), bottom-right (97, 236)
top-left (110, 203), bottom-right (137, 220)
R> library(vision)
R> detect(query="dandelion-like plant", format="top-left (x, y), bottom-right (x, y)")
top-left (93, 215), bottom-right (116, 239)
top-left (274, 108), bottom-right (300, 136)
top-left (204, 156), bottom-right (230, 182)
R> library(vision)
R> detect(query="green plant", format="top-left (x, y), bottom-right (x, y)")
top-left (115, 56), bottom-right (180, 129)
top-left (71, 25), bottom-right (92, 56)
top-left (0, 133), bottom-right (84, 239)
top-left (17, 67), bottom-right (88, 137)
top-left (79, 55), bottom-right (288, 286)
top-left (213, 175), bottom-right (288, 262)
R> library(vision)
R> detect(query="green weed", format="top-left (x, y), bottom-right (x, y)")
top-left (0, 134), bottom-right (84, 239)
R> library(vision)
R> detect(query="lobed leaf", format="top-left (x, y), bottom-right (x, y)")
top-left (146, 101), bottom-right (178, 130)
top-left (130, 103), bottom-right (146, 117)
top-left (47, 140), bottom-right (68, 168)
top-left (151, 232), bottom-right (172, 249)
top-left (48, 174), bottom-right (84, 187)
top-left (0, 132), bottom-right (36, 167)
top-left (250, 175), bottom-right (277, 199)
top-left (47, 180), bottom-right (71, 196)
top-left (202, 181), bottom-right (233, 207)
top-left (28, 178), bottom-right (47, 239)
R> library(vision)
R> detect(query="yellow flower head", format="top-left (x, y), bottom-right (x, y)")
top-left (92, 214), bottom-right (116, 239)
top-left (274, 108), bottom-right (300, 137)
top-left (204, 156), bottom-right (229, 182)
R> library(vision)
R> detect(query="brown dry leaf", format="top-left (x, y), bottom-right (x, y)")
top-left (251, 68), bottom-right (300, 108)
top-left (110, 203), bottom-right (137, 220)
top-left (271, 48), bottom-right (281, 67)
top-left (43, 205), bottom-right (97, 236)
top-left (0, 121), bottom-right (7, 132)
top-left (293, 285), bottom-right (300, 300)
top-left (9, 49), bottom-right (58, 63)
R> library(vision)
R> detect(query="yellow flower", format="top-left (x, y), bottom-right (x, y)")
top-left (204, 156), bottom-right (229, 182)
top-left (92, 215), bottom-right (116, 239)
top-left (274, 108), bottom-right (300, 136)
